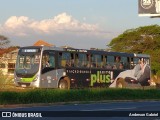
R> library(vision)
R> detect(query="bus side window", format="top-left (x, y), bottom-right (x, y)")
top-left (106, 56), bottom-right (114, 69)
top-left (75, 53), bottom-right (79, 67)
top-left (91, 54), bottom-right (103, 68)
top-left (104, 56), bottom-right (112, 69)
top-left (130, 57), bottom-right (139, 69)
top-left (59, 52), bottom-right (69, 68)
top-left (98, 55), bottom-right (103, 68)
top-left (42, 53), bottom-right (50, 68)
top-left (86, 54), bottom-right (90, 68)
top-left (49, 55), bottom-right (55, 68)
top-left (62, 52), bottom-right (71, 67)
top-left (114, 56), bottom-right (121, 69)
top-left (78, 53), bottom-right (87, 67)
top-left (121, 57), bottom-right (130, 69)
top-left (133, 57), bottom-right (139, 68)
top-left (91, 54), bottom-right (96, 68)
top-left (145, 58), bottom-right (150, 65)
top-left (42, 52), bottom-right (55, 68)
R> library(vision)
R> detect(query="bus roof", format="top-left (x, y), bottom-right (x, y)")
top-left (19, 46), bottom-right (150, 58)
top-left (64, 48), bottom-right (150, 58)
top-left (20, 46), bottom-right (64, 51)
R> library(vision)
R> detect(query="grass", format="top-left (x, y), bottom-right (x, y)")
top-left (0, 88), bottom-right (160, 105)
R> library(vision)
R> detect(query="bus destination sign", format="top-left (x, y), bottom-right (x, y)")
top-left (22, 49), bottom-right (39, 53)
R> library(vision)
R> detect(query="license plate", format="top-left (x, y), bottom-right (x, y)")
top-left (21, 84), bottom-right (26, 87)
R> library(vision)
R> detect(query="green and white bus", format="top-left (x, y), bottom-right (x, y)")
top-left (14, 46), bottom-right (151, 89)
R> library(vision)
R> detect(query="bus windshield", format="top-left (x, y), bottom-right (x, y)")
top-left (15, 54), bottom-right (40, 77)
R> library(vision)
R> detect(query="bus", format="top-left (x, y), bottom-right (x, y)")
top-left (14, 46), bottom-right (151, 89)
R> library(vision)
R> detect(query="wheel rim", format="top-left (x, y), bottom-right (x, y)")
top-left (117, 83), bottom-right (123, 88)
top-left (59, 80), bottom-right (68, 89)
top-left (59, 83), bottom-right (65, 89)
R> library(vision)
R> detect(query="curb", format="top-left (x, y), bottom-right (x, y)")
top-left (0, 99), bottom-right (160, 109)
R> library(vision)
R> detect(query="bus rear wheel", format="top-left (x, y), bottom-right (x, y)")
top-left (116, 78), bottom-right (126, 88)
top-left (58, 79), bottom-right (68, 89)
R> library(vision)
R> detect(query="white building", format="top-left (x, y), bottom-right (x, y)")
top-left (0, 47), bottom-right (19, 75)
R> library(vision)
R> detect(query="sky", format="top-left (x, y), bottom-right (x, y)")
top-left (0, 0), bottom-right (160, 49)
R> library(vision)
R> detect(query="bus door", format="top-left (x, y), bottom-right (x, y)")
top-left (41, 51), bottom-right (57, 88)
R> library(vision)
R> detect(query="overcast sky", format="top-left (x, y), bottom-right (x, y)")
top-left (0, 0), bottom-right (160, 49)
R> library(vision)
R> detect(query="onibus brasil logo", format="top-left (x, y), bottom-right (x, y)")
top-left (141, 0), bottom-right (154, 9)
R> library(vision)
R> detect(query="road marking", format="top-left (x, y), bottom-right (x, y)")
top-left (81, 107), bottom-right (137, 111)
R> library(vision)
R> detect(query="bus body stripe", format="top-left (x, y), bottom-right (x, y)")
top-left (21, 75), bottom-right (36, 82)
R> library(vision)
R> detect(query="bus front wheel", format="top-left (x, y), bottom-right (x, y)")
top-left (58, 79), bottom-right (68, 89)
top-left (116, 78), bottom-right (126, 88)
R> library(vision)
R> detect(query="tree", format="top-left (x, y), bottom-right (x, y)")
top-left (107, 25), bottom-right (160, 74)
top-left (0, 35), bottom-right (10, 48)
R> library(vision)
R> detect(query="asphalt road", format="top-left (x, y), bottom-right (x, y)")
top-left (0, 101), bottom-right (160, 120)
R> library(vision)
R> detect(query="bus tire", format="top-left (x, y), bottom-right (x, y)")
top-left (116, 78), bottom-right (126, 88)
top-left (58, 79), bottom-right (68, 89)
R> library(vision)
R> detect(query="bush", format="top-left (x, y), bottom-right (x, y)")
top-left (0, 70), bottom-right (14, 89)
top-left (0, 70), bottom-right (7, 89)
top-left (0, 88), bottom-right (160, 105)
